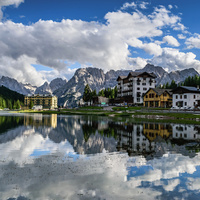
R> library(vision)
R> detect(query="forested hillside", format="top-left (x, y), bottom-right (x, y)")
top-left (0, 86), bottom-right (24, 109)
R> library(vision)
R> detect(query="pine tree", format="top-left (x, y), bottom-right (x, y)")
top-left (83, 84), bottom-right (92, 103)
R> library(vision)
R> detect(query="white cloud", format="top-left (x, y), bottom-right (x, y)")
top-left (0, 5), bottom-right (189, 85)
top-left (163, 35), bottom-right (180, 47)
top-left (0, 0), bottom-right (24, 7)
top-left (151, 48), bottom-right (200, 72)
top-left (121, 2), bottom-right (136, 10)
top-left (139, 2), bottom-right (149, 9)
top-left (0, 0), bottom-right (24, 20)
top-left (178, 34), bottom-right (186, 40)
top-left (168, 5), bottom-right (173, 9)
top-left (186, 34), bottom-right (200, 49)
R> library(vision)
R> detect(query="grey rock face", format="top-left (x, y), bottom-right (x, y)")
top-left (0, 76), bottom-right (36, 95)
top-left (35, 82), bottom-right (52, 95)
top-left (157, 68), bottom-right (199, 86)
top-left (49, 78), bottom-right (67, 93)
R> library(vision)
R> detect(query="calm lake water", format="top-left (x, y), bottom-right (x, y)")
top-left (0, 112), bottom-right (200, 200)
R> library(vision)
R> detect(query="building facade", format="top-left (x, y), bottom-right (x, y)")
top-left (172, 86), bottom-right (200, 109)
top-left (143, 88), bottom-right (172, 108)
top-left (117, 72), bottom-right (156, 104)
top-left (24, 94), bottom-right (58, 109)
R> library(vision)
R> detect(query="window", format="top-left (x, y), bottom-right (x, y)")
top-left (184, 95), bottom-right (187, 99)
top-left (137, 87), bottom-right (140, 90)
top-left (142, 83), bottom-right (146, 86)
top-left (180, 95), bottom-right (182, 99)
top-left (185, 102), bottom-right (187, 106)
top-left (176, 95), bottom-right (178, 99)
top-left (194, 95), bottom-right (196, 99)
top-left (156, 95), bottom-right (158, 98)
top-left (137, 82), bottom-right (140, 85)
top-left (137, 98), bottom-right (140, 102)
top-left (143, 88), bottom-right (147, 91)
top-left (146, 94), bottom-right (148, 98)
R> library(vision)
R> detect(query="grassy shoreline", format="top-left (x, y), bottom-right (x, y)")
top-left (12, 107), bottom-right (200, 125)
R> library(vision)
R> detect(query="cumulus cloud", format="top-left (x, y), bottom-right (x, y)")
top-left (0, 0), bottom-right (24, 20)
top-left (2, 2), bottom-right (198, 86)
top-left (163, 35), bottom-right (180, 47)
top-left (178, 34), bottom-right (186, 40)
top-left (0, 4), bottom-right (192, 85)
top-left (186, 34), bottom-right (200, 49)
top-left (151, 48), bottom-right (200, 72)
top-left (121, 2), bottom-right (136, 10)
top-left (168, 5), bottom-right (173, 9)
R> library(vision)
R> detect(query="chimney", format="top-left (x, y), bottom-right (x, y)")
top-left (197, 85), bottom-right (199, 90)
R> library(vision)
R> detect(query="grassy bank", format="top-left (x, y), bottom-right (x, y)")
top-left (13, 107), bottom-right (200, 125)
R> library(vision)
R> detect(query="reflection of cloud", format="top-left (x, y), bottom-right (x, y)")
top-left (0, 148), bottom-right (200, 199)
top-left (0, 130), bottom-right (75, 165)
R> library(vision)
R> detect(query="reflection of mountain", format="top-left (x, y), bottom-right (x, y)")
top-left (1, 114), bottom-right (200, 158)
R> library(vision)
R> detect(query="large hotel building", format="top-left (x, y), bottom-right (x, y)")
top-left (117, 72), bottom-right (156, 104)
top-left (24, 94), bottom-right (58, 109)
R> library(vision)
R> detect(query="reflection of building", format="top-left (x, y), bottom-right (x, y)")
top-left (172, 86), bottom-right (200, 109)
top-left (24, 94), bottom-right (58, 109)
top-left (143, 123), bottom-right (172, 141)
top-left (117, 72), bottom-right (156, 104)
top-left (24, 114), bottom-right (57, 128)
top-left (143, 88), bottom-right (172, 108)
top-left (172, 124), bottom-right (200, 141)
top-left (116, 123), bottom-right (155, 156)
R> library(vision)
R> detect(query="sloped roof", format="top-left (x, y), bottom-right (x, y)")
top-left (172, 86), bottom-right (200, 94)
top-left (152, 88), bottom-right (172, 96)
top-left (145, 88), bottom-right (172, 96)
top-left (117, 71), bottom-right (157, 81)
top-left (117, 76), bottom-right (127, 81)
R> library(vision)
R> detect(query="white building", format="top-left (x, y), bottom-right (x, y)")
top-left (117, 72), bottom-right (156, 104)
top-left (172, 86), bottom-right (200, 109)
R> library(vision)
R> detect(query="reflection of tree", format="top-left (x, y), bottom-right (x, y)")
top-left (0, 116), bottom-right (24, 134)
top-left (99, 127), bottom-right (117, 139)
top-left (82, 122), bottom-right (98, 142)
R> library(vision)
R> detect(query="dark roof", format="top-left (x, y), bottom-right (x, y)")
top-left (172, 86), bottom-right (200, 94)
top-left (117, 76), bottom-right (127, 81)
top-left (146, 88), bottom-right (172, 96)
top-left (117, 71), bottom-right (157, 81)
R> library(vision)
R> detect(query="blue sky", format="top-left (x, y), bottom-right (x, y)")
top-left (0, 0), bottom-right (200, 85)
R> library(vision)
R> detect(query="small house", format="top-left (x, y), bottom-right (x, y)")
top-left (143, 88), bottom-right (172, 108)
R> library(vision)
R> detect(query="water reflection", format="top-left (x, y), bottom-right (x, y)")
top-left (0, 113), bottom-right (200, 199)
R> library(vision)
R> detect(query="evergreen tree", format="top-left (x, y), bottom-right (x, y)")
top-left (83, 84), bottom-right (92, 103)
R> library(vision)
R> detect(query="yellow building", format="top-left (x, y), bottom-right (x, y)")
top-left (143, 123), bottom-right (172, 142)
top-left (24, 94), bottom-right (58, 109)
top-left (143, 88), bottom-right (172, 108)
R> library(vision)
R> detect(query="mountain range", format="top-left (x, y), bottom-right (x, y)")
top-left (0, 64), bottom-right (199, 107)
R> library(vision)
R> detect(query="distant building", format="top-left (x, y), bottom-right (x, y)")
top-left (24, 94), bottom-right (58, 109)
top-left (143, 88), bottom-right (172, 108)
top-left (172, 86), bottom-right (200, 109)
top-left (92, 96), bottom-right (109, 105)
top-left (117, 72), bottom-right (156, 104)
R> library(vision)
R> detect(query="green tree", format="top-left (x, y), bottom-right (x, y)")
top-left (16, 100), bottom-right (21, 109)
top-left (83, 84), bottom-right (92, 104)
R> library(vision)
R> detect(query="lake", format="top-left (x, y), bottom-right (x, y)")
top-left (0, 112), bottom-right (200, 200)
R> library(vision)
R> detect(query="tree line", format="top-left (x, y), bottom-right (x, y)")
top-left (83, 84), bottom-right (118, 103)
top-left (0, 86), bottom-right (24, 109)
top-left (160, 75), bottom-right (200, 89)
